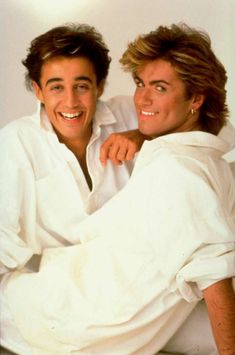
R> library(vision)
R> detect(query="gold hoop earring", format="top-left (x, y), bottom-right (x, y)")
top-left (191, 108), bottom-right (196, 115)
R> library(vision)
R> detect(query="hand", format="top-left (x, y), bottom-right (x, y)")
top-left (100, 129), bottom-right (150, 166)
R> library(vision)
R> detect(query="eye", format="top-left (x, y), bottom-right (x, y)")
top-left (50, 85), bottom-right (63, 92)
top-left (74, 83), bottom-right (90, 92)
top-left (134, 78), bottom-right (144, 88)
top-left (155, 85), bottom-right (166, 93)
top-left (137, 82), bottom-right (144, 88)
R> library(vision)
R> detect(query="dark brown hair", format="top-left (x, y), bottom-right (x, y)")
top-left (23, 23), bottom-right (111, 89)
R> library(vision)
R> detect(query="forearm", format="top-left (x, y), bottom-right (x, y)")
top-left (203, 278), bottom-right (235, 354)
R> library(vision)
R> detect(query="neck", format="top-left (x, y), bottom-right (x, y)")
top-left (56, 130), bottom-right (93, 190)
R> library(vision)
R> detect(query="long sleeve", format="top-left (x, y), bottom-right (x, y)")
top-left (0, 130), bottom-right (38, 274)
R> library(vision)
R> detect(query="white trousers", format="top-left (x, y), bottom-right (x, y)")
top-left (1, 298), bottom-right (217, 355)
top-left (162, 300), bottom-right (218, 355)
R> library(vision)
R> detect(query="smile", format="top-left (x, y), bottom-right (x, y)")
top-left (61, 112), bottom-right (83, 120)
top-left (141, 110), bottom-right (156, 116)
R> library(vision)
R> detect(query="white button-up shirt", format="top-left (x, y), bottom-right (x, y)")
top-left (2, 130), bottom-right (235, 354)
top-left (0, 96), bottom-right (137, 273)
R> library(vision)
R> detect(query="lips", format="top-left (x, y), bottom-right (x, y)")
top-left (141, 110), bottom-right (155, 116)
top-left (138, 109), bottom-right (159, 120)
top-left (60, 111), bottom-right (83, 120)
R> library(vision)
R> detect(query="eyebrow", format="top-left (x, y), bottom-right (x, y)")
top-left (134, 74), bottom-right (170, 86)
top-left (45, 75), bottom-right (93, 86)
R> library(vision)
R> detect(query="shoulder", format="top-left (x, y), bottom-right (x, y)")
top-left (134, 139), bottom-right (213, 188)
top-left (0, 111), bottom-right (44, 158)
top-left (0, 112), bottom-right (39, 138)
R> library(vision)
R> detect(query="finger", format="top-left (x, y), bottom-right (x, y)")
top-left (100, 139), bottom-right (113, 166)
top-left (116, 145), bottom-right (129, 162)
top-left (125, 144), bottom-right (137, 161)
top-left (116, 141), bottom-right (137, 162)
top-left (108, 144), bottom-right (123, 165)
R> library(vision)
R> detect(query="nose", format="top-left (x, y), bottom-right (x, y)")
top-left (135, 88), bottom-right (153, 107)
top-left (64, 89), bottom-right (79, 108)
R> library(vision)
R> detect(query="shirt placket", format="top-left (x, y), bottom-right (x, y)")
top-left (85, 125), bottom-right (105, 213)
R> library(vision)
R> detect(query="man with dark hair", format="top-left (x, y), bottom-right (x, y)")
top-left (0, 24), bottom-right (145, 353)
top-left (0, 23), bottom-right (144, 275)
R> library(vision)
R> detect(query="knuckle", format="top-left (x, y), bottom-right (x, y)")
top-left (117, 153), bottom-right (124, 160)
top-left (109, 151), bottom-right (116, 159)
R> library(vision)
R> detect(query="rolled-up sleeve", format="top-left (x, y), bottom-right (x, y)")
top-left (176, 243), bottom-right (235, 301)
top-left (141, 151), bottom-right (235, 302)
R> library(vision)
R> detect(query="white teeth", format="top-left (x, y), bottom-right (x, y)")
top-left (141, 110), bottom-right (155, 116)
top-left (61, 112), bottom-right (82, 120)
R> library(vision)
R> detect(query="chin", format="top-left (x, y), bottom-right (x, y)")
top-left (139, 127), bottom-right (155, 137)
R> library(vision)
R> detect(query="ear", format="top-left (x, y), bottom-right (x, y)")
top-left (97, 80), bottom-right (105, 98)
top-left (32, 81), bottom-right (44, 103)
top-left (191, 93), bottom-right (205, 111)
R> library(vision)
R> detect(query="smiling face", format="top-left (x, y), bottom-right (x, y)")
top-left (133, 59), bottom-right (203, 138)
top-left (33, 56), bottom-right (103, 145)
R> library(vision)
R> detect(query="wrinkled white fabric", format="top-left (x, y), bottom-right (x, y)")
top-left (2, 130), bottom-right (235, 354)
top-left (0, 96), bottom-right (137, 274)
top-left (163, 300), bottom-right (217, 355)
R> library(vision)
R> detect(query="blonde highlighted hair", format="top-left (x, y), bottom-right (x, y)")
top-left (120, 23), bottom-right (229, 135)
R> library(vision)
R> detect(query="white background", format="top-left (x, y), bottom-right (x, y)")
top-left (1, 0), bottom-right (234, 157)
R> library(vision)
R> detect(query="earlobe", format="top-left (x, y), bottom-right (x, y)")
top-left (32, 81), bottom-right (44, 103)
top-left (192, 94), bottom-right (205, 111)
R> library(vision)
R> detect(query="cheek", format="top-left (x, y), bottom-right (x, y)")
top-left (174, 100), bottom-right (191, 116)
top-left (83, 97), bottom-right (97, 121)
top-left (44, 94), bottom-right (59, 107)
top-left (163, 98), bottom-right (182, 113)
top-left (43, 100), bottom-right (59, 119)
top-left (88, 93), bottom-right (98, 110)
top-left (133, 91), bottom-right (139, 106)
